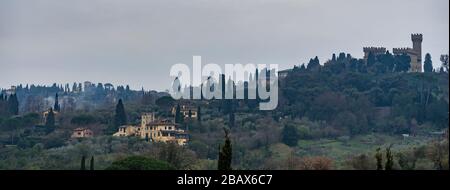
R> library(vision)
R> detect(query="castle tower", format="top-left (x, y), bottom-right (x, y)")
top-left (411, 34), bottom-right (423, 72)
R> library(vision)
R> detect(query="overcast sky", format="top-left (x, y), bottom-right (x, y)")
top-left (0, 0), bottom-right (448, 91)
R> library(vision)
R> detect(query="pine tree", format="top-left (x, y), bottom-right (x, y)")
top-left (45, 108), bottom-right (55, 127)
top-left (54, 93), bottom-right (60, 112)
top-left (424, 53), bottom-right (433, 73)
top-left (114, 99), bottom-right (127, 128)
top-left (90, 156), bottom-right (94, 170)
top-left (80, 156), bottom-right (86, 170)
top-left (218, 128), bottom-right (232, 170)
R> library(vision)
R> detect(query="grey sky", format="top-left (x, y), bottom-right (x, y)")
top-left (0, 0), bottom-right (448, 91)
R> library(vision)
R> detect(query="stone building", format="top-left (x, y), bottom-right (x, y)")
top-left (363, 34), bottom-right (423, 72)
top-left (71, 128), bottom-right (94, 138)
top-left (141, 119), bottom-right (188, 146)
top-left (113, 113), bottom-right (189, 146)
top-left (113, 125), bottom-right (140, 137)
top-left (363, 47), bottom-right (387, 59)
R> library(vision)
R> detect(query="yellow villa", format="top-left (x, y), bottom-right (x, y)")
top-left (141, 119), bottom-right (189, 146)
top-left (113, 113), bottom-right (189, 146)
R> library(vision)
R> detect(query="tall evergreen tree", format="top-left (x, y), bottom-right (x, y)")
top-left (424, 53), bottom-right (433, 73)
top-left (175, 104), bottom-right (183, 124)
top-left (307, 56), bottom-right (321, 70)
top-left (80, 156), bottom-right (86, 170)
top-left (197, 106), bottom-right (201, 123)
top-left (54, 93), bottom-right (60, 112)
top-left (90, 156), bottom-right (95, 170)
top-left (8, 94), bottom-right (19, 115)
top-left (0, 94), bottom-right (7, 116)
top-left (45, 108), bottom-right (55, 127)
top-left (114, 99), bottom-right (127, 128)
top-left (218, 128), bottom-right (232, 170)
top-left (300, 64), bottom-right (306, 71)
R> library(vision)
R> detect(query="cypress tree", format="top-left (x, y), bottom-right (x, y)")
top-left (114, 99), bottom-right (127, 128)
top-left (197, 106), bottom-right (201, 123)
top-left (54, 93), bottom-right (60, 112)
top-left (0, 94), bottom-right (6, 116)
top-left (175, 104), bottom-right (182, 124)
top-left (90, 156), bottom-right (95, 170)
top-left (218, 128), bottom-right (232, 170)
top-left (8, 94), bottom-right (19, 115)
top-left (45, 108), bottom-right (55, 127)
top-left (424, 53), bottom-right (433, 73)
top-left (80, 156), bottom-right (86, 170)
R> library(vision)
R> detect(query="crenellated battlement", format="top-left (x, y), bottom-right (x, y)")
top-left (363, 47), bottom-right (386, 59)
top-left (411, 33), bottom-right (423, 41)
top-left (393, 47), bottom-right (413, 51)
top-left (363, 47), bottom-right (386, 53)
top-left (393, 47), bottom-right (416, 55)
top-left (363, 34), bottom-right (423, 72)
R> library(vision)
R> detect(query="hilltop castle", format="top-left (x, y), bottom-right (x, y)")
top-left (363, 34), bottom-right (423, 72)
